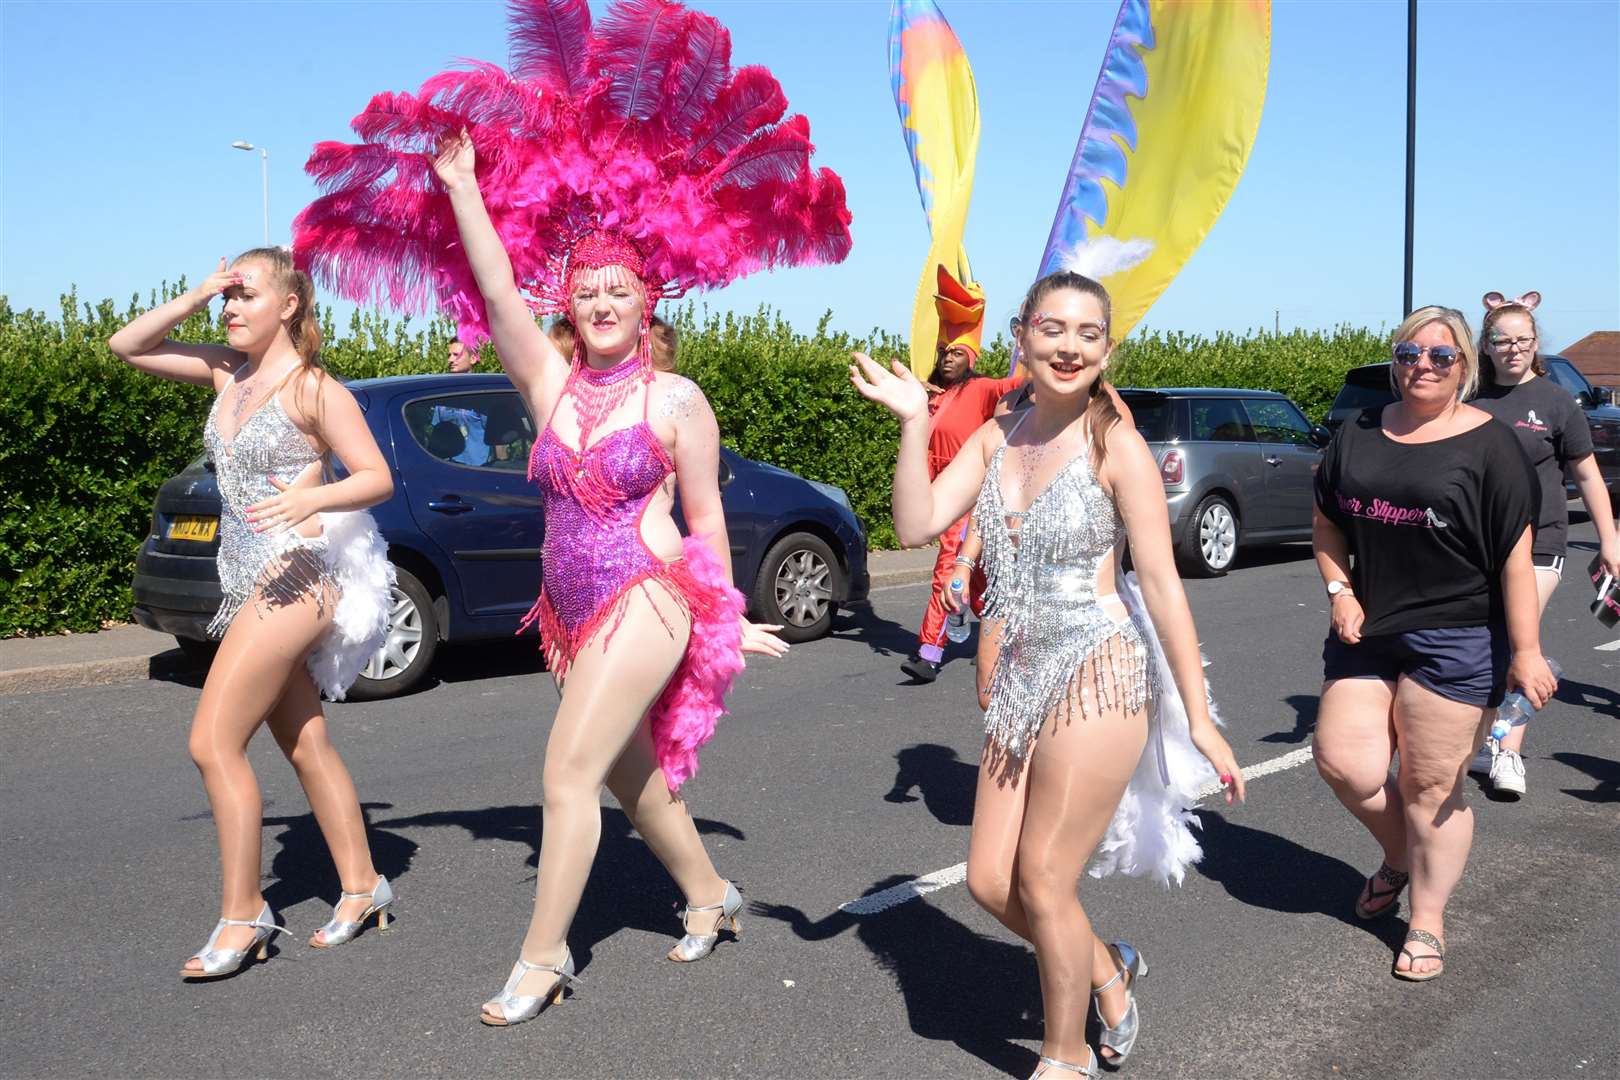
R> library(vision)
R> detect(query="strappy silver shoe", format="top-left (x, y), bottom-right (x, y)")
top-left (310, 874), bottom-right (394, 948)
top-left (1030, 1049), bottom-right (1101, 1079)
top-left (669, 881), bottom-right (742, 963)
top-left (480, 950), bottom-right (581, 1027)
top-left (1093, 940), bottom-right (1148, 1066)
top-left (179, 901), bottom-right (288, 979)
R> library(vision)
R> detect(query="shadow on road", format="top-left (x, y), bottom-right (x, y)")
top-left (884, 743), bottom-right (976, 827)
top-left (1192, 811), bottom-right (1406, 949)
top-left (1555, 675), bottom-right (1619, 720)
top-left (1550, 752), bottom-right (1619, 803)
top-left (829, 606), bottom-right (918, 659)
top-left (259, 801), bottom-right (421, 924)
top-left (370, 803), bottom-right (745, 970)
top-left (749, 876), bottom-right (1042, 1078)
top-left (1259, 693), bottom-right (1319, 744)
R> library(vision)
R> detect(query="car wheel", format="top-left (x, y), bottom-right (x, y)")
top-left (753, 532), bottom-right (841, 644)
top-left (345, 566), bottom-right (439, 701)
top-left (174, 635), bottom-right (218, 668)
top-left (1177, 494), bottom-right (1239, 577)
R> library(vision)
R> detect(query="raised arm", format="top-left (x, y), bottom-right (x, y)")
top-left (850, 352), bottom-right (990, 547)
top-left (107, 259), bottom-right (245, 387)
top-left (431, 131), bottom-right (567, 407)
top-left (1106, 422), bottom-right (1244, 803)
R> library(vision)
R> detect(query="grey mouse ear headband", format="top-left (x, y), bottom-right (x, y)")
top-left (1482, 290), bottom-right (1541, 312)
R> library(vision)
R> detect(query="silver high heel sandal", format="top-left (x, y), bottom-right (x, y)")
top-left (1092, 940), bottom-right (1148, 1066)
top-left (669, 881), bottom-right (742, 962)
top-left (1030, 1049), bottom-right (1101, 1079)
top-left (310, 875), bottom-right (394, 948)
top-left (480, 950), bottom-right (581, 1027)
top-left (179, 901), bottom-right (288, 979)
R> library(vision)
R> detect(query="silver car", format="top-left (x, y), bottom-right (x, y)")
top-left (1119, 388), bottom-right (1329, 576)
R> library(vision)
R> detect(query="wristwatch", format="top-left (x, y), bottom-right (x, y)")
top-left (1326, 580), bottom-right (1353, 598)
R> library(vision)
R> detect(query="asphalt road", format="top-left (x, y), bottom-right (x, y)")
top-left (3, 518), bottom-right (1616, 1080)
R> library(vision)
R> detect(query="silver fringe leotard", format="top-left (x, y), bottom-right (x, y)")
top-left (976, 419), bottom-right (1159, 761)
top-left (203, 382), bottom-right (335, 637)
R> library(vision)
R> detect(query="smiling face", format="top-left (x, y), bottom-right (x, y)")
top-left (569, 266), bottom-right (646, 362)
top-left (1484, 309), bottom-right (1538, 385)
top-left (222, 257), bottom-right (297, 354)
top-left (1014, 287), bottom-right (1112, 402)
top-left (1393, 320), bottom-right (1464, 406)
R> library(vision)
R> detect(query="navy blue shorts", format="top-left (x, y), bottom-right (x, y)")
top-left (1321, 624), bottom-right (1508, 708)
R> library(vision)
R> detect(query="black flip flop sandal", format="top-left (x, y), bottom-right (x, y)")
top-left (1393, 928), bottom-right (1445, 982)
top-left (1354, 863), bottom-right (1409, 920)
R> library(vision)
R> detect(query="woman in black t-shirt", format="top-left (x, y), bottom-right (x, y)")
top-left (1467, 292), bottom-right (1620, 798)
top-left (1312, 305), bottom-right (1556, 982)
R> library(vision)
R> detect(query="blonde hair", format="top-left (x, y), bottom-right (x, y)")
top-left (1390, 306), bottom-right (1478, 401)
top-left (232, 246), bottom-right (322, 362)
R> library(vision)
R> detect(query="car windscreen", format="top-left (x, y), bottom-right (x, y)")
top-left (1122, 396), bottom-right (1174, 441)
top-left (1332, 371), bottom-right (1394, 413)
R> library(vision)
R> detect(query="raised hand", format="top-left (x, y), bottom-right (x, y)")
top-left (431, 128), bottom-right (478, 193)
top-left (186, 258), bottom-right (243, 315)
top-left (849, 351), bottom-right (928, 424)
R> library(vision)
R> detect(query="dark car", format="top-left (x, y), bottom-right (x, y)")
top-left (1325, 357), bottom-right (1620, 497)
top-left (1119, 388), bottom-right (1329, 577)
top-left (132, 373), bottom-right (869, 698)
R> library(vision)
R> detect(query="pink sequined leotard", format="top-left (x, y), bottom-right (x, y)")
top-left (519, 359), bottom-right (745, 788)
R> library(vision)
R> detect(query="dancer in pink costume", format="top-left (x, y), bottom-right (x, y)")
top-left (293, 0), bottom-right (851, 1025)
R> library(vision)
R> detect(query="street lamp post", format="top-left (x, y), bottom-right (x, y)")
top-left (231, 140), bottom-right (269, 245)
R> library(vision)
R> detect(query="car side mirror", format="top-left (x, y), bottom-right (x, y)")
top-left (1597, 386), bottom-right (1615, 406)
top-left (1575, 390), bottom-right (1596, 409)
top-left (719, 457), bottom-right (734, 487)
top-left (1310, 425), bottom-right (1331, 448)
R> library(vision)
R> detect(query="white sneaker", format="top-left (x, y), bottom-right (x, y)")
top-left (1468, 738), bottom-right (1498, 776)
top-left (1490, 747), bottom-right (1526, 798)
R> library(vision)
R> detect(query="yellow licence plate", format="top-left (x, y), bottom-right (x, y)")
top-left (168, 515), bottom-right (219, 543)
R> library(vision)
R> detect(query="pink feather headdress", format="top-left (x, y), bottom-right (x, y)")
top-left (292, 0), bottom-right (853, 343)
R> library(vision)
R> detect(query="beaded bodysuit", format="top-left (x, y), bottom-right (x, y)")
top-left (203, 378), bottom-right (333, 637)
top-left (975, 416), bottom-right (1159, 762)
top-left (518, 359), bottom-right (745, 789)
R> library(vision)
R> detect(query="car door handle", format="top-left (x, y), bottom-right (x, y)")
top-left (1264, 455), bottom-right (1283, 466)
top-left (428, 499), bottom-right (474, 514)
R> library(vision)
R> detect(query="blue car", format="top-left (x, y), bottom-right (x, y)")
top-left (132, 373), bottom-right (870, 698)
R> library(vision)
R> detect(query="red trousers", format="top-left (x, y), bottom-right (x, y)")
top-left (917, 512), bottom-right (986, 660)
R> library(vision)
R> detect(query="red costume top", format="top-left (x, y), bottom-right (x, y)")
top-left (927, 376), bottom-right (1026, 479)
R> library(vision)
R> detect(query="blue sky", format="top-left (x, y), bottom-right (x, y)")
top-left (3, 1), bottom-right (1616, 349)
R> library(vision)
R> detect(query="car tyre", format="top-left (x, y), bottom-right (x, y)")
top-left (1177, 493), bottom-right (1239, 577)
top-left (346, 566), bottom-right (438, 701)
top-left (752, 532), bottom-right (841, 644)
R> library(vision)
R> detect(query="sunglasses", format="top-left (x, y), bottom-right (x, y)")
top-left (1392, 342), bottom-right (1460, 370)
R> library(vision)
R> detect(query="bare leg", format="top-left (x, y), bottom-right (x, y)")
top-left (1496, 568), bottom-right (1559, 755)
top-left (965, 736), bottom-right (1033, 941)
top-left (263, 669), bottom-right (381, 942)
top-left (603, 720), bottom-right (729, 955)
top-left (1392, 677), bottom-right (1488, 975)
top-left (1314, 677), bottom-right (1408, 906)
top-left (483, 584), bottom-right (691, 1018)
top-left (182, 590), bottom-right (333, 970)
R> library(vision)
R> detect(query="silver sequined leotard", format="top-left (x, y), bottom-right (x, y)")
top-left (203, 379), bottom-right (334, 637)
top-left (976, 419), bottom-right (1158, 761)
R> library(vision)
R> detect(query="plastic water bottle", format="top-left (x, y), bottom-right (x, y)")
top-left (1491, 657), bottom-right (1563, 740)
top-left (945, 579), bottom-right (971, 643)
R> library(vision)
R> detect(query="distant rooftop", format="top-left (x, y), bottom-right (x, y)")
top-left (1564, 331), bottom-right (1620, 385)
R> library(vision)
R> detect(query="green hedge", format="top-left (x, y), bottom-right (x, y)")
top-left (0, 286), bottom-right (1385, 636)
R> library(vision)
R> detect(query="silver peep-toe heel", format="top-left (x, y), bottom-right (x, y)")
top-left (310, 874), bottom-right (394, 948)
top-left (180, 901), bottom-right (288, 979)
top-left (1031, 1049), bottom-right (1101, 1079)
top-left (1092, 940), bottom-right (1148, 1065)
top-left (669, 881), bottom-right (743, 962)
top-left (480, 950), bottom-right (581, 1027)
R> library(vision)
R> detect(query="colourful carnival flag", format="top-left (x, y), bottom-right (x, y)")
top-left (889, 0), bottom-right (980, 378)
top-left (1039, 0), bottom-right (1271, 341)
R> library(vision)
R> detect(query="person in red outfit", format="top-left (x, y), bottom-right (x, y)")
top-left (902, 266), bottom-right (1025, 683)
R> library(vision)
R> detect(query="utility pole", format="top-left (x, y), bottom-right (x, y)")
top-left (1403, 0), bottom-right (1416, 316)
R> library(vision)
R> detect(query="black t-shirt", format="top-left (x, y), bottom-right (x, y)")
top-left (1472, 376), bottom-right (1594, 557)
top-left (1315, 407), bottom-right (1535, 636)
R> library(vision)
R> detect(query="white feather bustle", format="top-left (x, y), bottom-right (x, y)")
top-left (305, 510), bottom-right (395, 701)
top-left (1059, 236), bottom-right (1154, 282)
top-left (1090, 569), bottom-right (1220, 886)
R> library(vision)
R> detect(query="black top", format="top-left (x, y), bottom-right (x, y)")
top-left (1315, 407), bottom-right (1536, 636)
top-left (1471, 376), bottom-right (1594, 557)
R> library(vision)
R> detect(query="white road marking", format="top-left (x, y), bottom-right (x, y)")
top-left (840, 744), bottom-right (1317, 917)
top-left (1594, 639), bottom-right (1620, 652)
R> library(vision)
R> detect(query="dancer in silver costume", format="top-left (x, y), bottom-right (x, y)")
top-left (853, 271), bottom-right (1244, 1079)
top-left (110, 247), bottom-right (397, 978)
